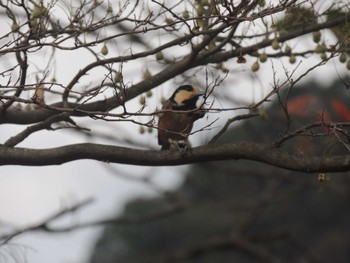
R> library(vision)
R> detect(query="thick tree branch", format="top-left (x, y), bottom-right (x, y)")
top-left (1, 142), bottom-right (350, 173)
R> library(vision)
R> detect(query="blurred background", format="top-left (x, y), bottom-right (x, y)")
top-left (90, 78), bottom-right (350, 263)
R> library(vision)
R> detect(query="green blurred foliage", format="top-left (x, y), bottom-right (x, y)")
top-left (275, 7), bottom-right (317, 35)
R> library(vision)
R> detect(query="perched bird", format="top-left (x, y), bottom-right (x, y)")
top-left (158, 85), bottom-right (205, 151)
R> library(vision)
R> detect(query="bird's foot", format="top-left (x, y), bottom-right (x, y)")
top-left (176, 140), bottom-right (187, 153)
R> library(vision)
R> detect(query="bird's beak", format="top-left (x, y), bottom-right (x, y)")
top-left (193, 87), bottom-right (204, 97)
top-left (196, 95), bottom-right (205, 108)
top-left (193, 87), bottom-right (200, 94)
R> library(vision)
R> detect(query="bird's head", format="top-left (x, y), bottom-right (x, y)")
top-left (170, 85), bottom-right (204, 110)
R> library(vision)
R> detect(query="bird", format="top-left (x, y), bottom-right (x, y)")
top-left (158, 85), bottom-right (205, 151)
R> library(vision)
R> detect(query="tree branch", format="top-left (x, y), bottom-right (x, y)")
top-left (1, 13), bottom-right (348, 125)
top-left (0, 198), bottom-right (93, 245)
top-left (1, 142), bottom-right (350, 173)
top-left (208, 113), bottom-right (259, 144)
top-left (3, 113), bottom-right (72, 147)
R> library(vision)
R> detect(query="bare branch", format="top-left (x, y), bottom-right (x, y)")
top-left (0, 198), bottom-right (93, 245)
top-left (3, 113), bottom-right (72, 147)
top-left (208, 113), bottom-right (259, 144)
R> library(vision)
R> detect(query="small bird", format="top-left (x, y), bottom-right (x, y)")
top-left (158, 85), bottom-right (205, 151)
